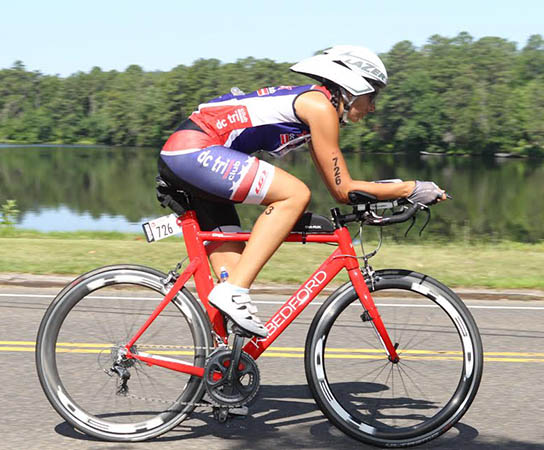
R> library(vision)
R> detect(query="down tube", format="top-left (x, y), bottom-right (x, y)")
top-left (243, 248), bottom-right (346, 360)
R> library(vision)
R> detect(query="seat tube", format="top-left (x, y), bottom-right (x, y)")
top-left (180, 211), bottom-right (207, 261)
top-left (179, 211), bottom-right (221, 324)
top-left (337, 226), bottom-right (400, 362)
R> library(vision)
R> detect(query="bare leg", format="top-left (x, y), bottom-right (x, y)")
top-left (226, 167), bottom-right (311, 288)
top-left (207, 241), bottom-right (244, 280)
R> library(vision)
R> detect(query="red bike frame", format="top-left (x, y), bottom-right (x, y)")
top-left (124, 210), bottom-right (400, 376)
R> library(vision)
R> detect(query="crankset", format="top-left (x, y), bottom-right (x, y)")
top-left (204, 333), bottom-right (260, 408)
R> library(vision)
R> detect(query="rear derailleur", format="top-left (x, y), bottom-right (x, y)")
top-left (102, 344), bottom-right (137, 396)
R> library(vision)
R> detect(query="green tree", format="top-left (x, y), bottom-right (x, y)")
top-left (0, 34), bottom-right (543, 155)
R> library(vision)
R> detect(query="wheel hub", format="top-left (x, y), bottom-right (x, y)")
top-left (110, 343), bottom-right (138, 368)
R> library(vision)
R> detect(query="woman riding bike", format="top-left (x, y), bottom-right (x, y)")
top-left (158, 45), bottom-right (446, 338)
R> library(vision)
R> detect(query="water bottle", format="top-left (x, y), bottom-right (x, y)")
top-left (219, 266), bottom-right (229, 283)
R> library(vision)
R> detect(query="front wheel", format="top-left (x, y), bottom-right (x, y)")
top-left (305, 269), bottom-right (483, 448)
top-left (36, 265), bottom-right (213, 442)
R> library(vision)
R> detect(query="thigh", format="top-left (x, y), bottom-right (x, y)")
top-left (160, 145), bottom-right (252, 202)
top-left (161, 144), bottom-right (277, 205)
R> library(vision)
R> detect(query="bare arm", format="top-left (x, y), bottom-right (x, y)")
top-left (295, 91), bottom-right (415, 203)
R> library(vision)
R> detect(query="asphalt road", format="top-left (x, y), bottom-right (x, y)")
top-left (1, 286), bottom-right (543, 450)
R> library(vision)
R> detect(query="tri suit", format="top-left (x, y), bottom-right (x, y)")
top-left (158, 84), bottom-right (331, 231)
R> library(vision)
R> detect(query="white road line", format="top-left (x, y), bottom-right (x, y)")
top-left (257, 301), bottom-right (544, 310)
top-left (2, 293), bottom-right (544, 310)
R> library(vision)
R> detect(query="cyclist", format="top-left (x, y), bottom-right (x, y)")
top-left (158, 45), bottom-right (446, 338)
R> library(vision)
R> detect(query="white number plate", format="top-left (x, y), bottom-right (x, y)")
top-left (142, 214), bottom-right (183, 243)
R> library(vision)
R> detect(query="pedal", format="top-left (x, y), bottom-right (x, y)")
top-left (212, 405), bottom-right (249, 423)
top-left (229, 406), bottom-right (249, 417)
top-left (213, 406), bottom-right (230, 424)
top-left (230, 324), bottom-right (254, 338)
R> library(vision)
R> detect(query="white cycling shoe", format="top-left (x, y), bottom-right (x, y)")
top-left (208, 282), bottom-right (268, 338)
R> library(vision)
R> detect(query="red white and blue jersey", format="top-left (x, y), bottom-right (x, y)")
top-left (165, 84), bottom-right (331, 158)
top-left (159, 84), bottom-right (331, 205)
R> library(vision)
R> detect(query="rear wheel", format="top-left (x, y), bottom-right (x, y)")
top-left (305, 269), bottom-right (483, 447)
top-left (36, 265), bottom-right (213, 442)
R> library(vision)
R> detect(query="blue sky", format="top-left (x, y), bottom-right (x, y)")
top-left (2, 0), bottom-right (542, 77)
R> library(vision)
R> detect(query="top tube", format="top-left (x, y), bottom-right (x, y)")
top-left (198, 230), bottom-right (339, 244)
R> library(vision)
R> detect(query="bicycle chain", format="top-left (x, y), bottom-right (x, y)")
top-left (118, 329), bottom-right (244, 409)
top-left (115, 357), bottom-right (258, 409)
top-left (137, 344), bottom-right (217, 351)
top-left (124, 386), bottom-right (247, 409)
top-left (125, 392), bottom-right (248, 409)
top-left (122, 344), bottom-right (232, 409)
top-left (125, 392), bottom-right (212, 409)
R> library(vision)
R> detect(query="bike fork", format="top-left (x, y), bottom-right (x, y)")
top-left (349, 267), bottom-right (400, 363)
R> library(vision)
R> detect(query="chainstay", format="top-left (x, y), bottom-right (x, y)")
top-left (125, 355), bottom-right (256, 409)
top-left (123, 345), bottom-right (238, 409)
top-left (124, 338), bottom-right (256, 409)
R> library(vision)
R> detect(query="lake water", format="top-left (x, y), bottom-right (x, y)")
top-left (1, 145), bottom-right (542, 242)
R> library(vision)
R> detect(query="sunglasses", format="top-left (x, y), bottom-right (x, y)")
top-left (369, 87), bottom-right (380, 104)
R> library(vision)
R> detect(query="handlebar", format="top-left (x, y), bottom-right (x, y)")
top-left (367, 202), bottom-right (421, 226)
top-left (330, 190), bottom-right (428, 228)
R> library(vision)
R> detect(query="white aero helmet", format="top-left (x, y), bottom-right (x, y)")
top-left (290, 45), bottom-right (387, 95)
top-left (290, 45), bottom-right (387, 122)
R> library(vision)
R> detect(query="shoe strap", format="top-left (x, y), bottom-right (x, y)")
top-left (232, 294), bottom-right (260, 317)
top-left (232, 293), bottom-right (251, 304)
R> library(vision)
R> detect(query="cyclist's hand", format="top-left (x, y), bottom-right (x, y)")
top-left (407, 181), bottom-right (448, 205)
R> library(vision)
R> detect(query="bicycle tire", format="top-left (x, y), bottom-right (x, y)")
top-left (305, 269), bottom-right (483, 448)
top-left (36, 265), bottom-right (213, 442)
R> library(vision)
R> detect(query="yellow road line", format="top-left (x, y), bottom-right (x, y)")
top-left (260, 352), bottom-right (544, 363)
top-left (483, 357), bottom-right (544, 363)
top-left (0, 347), bottom-right (35, 352)
top-left (3, 341), bottom-right (544, 357)
top-left (2, 341), bottom-right (544, 363)
top-left (267, 347), bottom-right (544, 357)
top-left (5, 347), bottom-right (540, 362)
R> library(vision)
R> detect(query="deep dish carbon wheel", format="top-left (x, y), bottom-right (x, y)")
top-left (305, 270), bottom-right (483, 448)
top-left (36, 265), bottom-right (213, 442)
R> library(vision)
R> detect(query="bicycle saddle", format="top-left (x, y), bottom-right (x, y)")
top-left (155, 176), bottom-right (192, 215)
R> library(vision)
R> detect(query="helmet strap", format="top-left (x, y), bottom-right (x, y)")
top-left (325, 84), bottom-right (345, 124)
top-left (327, 85), bottom-right (357, 124)
top-left (339, 88), bottom-right (356, 124)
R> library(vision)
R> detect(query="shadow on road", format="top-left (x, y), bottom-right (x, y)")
top-left (53, 382), bottom-right (535, 449)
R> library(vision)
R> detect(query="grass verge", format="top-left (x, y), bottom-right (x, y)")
top-left (0, 229), bottom-right (543, 289)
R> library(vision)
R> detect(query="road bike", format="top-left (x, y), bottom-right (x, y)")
top-left (36, 178), bottom-right (483, 448)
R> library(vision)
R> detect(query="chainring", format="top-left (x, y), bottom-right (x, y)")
top-left (204, 349), bottom-right (260, 407)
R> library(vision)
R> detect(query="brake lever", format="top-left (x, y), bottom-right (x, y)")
top-left (404, 215), bottom-right (416, 238)
top-left (419, 208), bottom-right (431, 236)
top-left (404, 192), bottom-right (449, 237)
